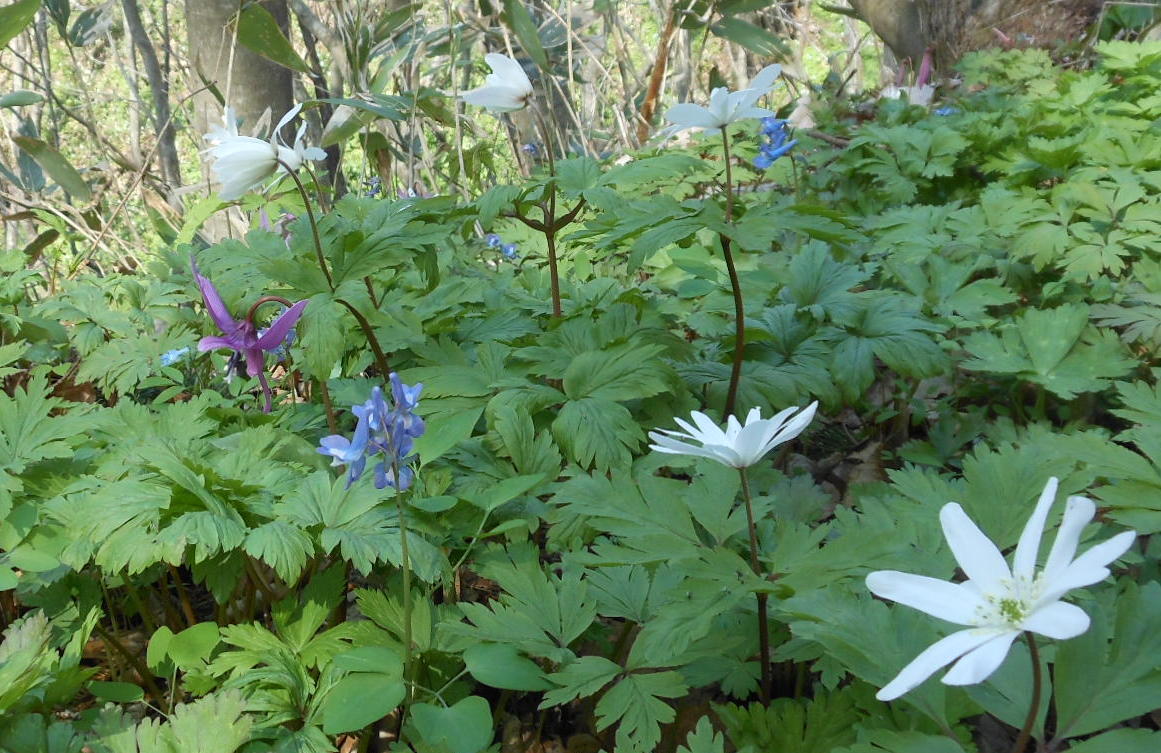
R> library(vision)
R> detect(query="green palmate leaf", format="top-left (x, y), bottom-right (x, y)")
top-left (832, 730), bottom-right (969, 753)
top-left (962, 304), bottom-right (1136, 399)
top-left (408, 696), bottom-right (494, 753)
top-left (541, 655), bottom-right (621, 706)
top-left (0, 374), bottom-right (90, 519)
top-left (491, 403), bottom-right (562, 477)
top-left (561, 342), bottom-right (669, 402)
top-left (0, 0), bottom-right (39, 50)
top-left (91, 690), bottom-right (252, 753)
top-left (463, 643), bottom-right (552, 691)
top-left (235, 4), bottom-right (310, 73)
top-left (676, 717), bottom-right (728, 753)
top-left (244, 520), bottom-right (314, 582)
top-left (413, 405), bottom-right (482, 466)
top-left (454, 545), bottom-right (596, 663)
top-left (298, 296), bottom-right (347, 381)
top-left (1054, 581), bottom-right (1161, 739)
top-left (553, 397), bottom-right (642, 470)
top-left (1066, 729), bottom-right (1161, 753)
top-left (785, 587), bottom-right (970, 728)
top-left (715, 691), bottom-right (860, 753)
top-left (595, 671), bottom-right (687, 753)
top-left (11, 137), bottom-right (90, 201)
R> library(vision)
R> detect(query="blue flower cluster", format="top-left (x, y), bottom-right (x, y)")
top-left (485, 233), bottom-right (519, 261)
top-left (753, 117), bottom-right (797, 169)
top-left (160, 347), bottom-right (190, 367)
top-left (317, 373), bottom-right (425, 491)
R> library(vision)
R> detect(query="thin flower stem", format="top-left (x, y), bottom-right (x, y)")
top-left (739, 468), bottom-right (771, 703)
top-left (393, 457), bottom-right (415, 728)
top-left (317, 377), bottom-right (338, 434)
top-left (278, 160), bottom-right (333, 292)
top-left (245, 294), bottom-right (294, 324)
top-left (92, 623), bottom-right (169, 713)
top-left (720, 130), bottom-right (745, 418)
top-left (531, 105), bottom-right (563, 318)
top-left (279, 163), bottom-right (394, 378)
top-left (1011, 633), bottom-right (1042, 753)
top-left (335, 298), bottom-right (393, 377)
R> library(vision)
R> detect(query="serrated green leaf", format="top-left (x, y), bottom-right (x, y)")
top-left (244, 520), bottom-right (313, 583)
top-left (541, 655), bottom-right (621, 706)
top-left (553, 397), bottom-right (641, 470)
top-left (595, 671), bottom-right (686, 753)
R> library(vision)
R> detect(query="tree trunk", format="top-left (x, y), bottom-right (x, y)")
top-left (846, 0), bottom-right (924, 68)
top-left (184, 0), bottom-right (293, 152)
top-left (121, 0), bottom-right (182, 194)
top-left (849, 0), bottom-right (1102, 73)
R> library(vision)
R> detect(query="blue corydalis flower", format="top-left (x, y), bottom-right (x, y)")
top-left (317, 373), bottom-right (425, 490)
top-left (485, 233), bottom-right (502, 248)
top-left (501, 243), bottom-right (519, 261)
top-left (161, 347), bottom-right (190, 367)
top-left (753, 117), bottom-right (797, 169)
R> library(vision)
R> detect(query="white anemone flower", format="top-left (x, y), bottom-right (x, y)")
top-left (648, 401), bottom-right (817, 469)
top-left (664, 64), bottom-right (782, 134)
top-left (460, 53), bottom-right (533, 113)
top-left (866, 477), bottom-right (1136, 702)
top-left (205, 103), bottom-right (326, 200)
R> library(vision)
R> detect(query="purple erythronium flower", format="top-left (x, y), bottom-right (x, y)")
top-left (317, 373), bottom-right (426, 490)
top-left (191, 259), bottom-right (308, 412)
top-left (753, 117), bottom-right (797, 169)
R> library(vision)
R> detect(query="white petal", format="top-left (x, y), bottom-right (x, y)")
top-left (746, 64), bottom-right (782, 93)
top-left (647, 434), bottom-right (736, 466)
top-left (302, 147), bottom-right (326, 161)
top-left (461, 86), bottom-right (529, 112)
top-left (865, 571), bottom-right (983, 624)
top-left (770, 401), bottom-right (817, 444)
top-left (1022, 601), bottom-right (1090, 639)
top-left (706, 87), bottom-right (732, 124)
top-left (940, 503), bottom-right (1011, 589)
top-left (689, 411), bottom-right (730, 444)
top-left (273, 103), bottom-right (303, 136)
top-left (664, 103), bottom-right (720, 131)
top-left (1013, 477), bottom-right (1059, 579)
top-left (730, 105), bottom-right (776, 121)
top-left (876, 629), bottom-right (999, 701)
top-left (1038, 530), bottom-right (1136, 602)
top-left (941, 630), bottom-right (1019, 686)
top-left (1042, 495), bottom-right (1096, 581)
top-left (483, 53), bottom-right (532, 91)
